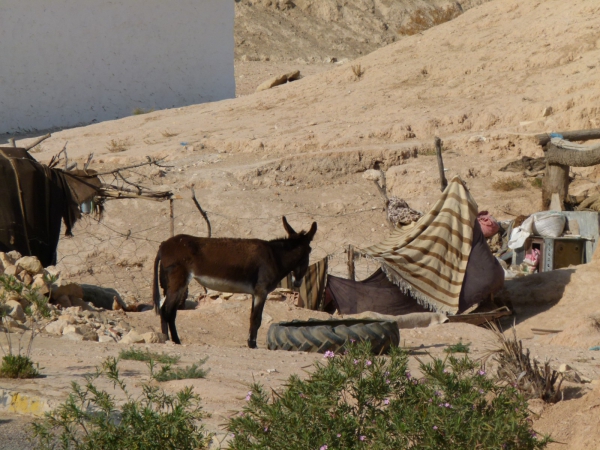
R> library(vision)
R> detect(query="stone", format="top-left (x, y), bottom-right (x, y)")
top-left (362, 169), bottom-right (381, 181)
top-left (16, 256), bottom-right (43, 275)
top-left (63, 332), bottom-right (84, 342)
top-left (221, 293), bottom-right (233, 299)
top-left (55, 295), bottom-right (72, 309)
top-left (18, 272), bottom-right (33, 285)
top-left (45, 319), bottom-right (69, 335)
top-left (6, 251), bottom-right (22, 261)
top-left (44, 266), bottom-right (61, 278)
top-left (3, 265), bottom-right (20, 277)
top-left (52, 281), bottom-right (84, 300)
top-left (542, 106), bottom-right (553, 117)
top-left (255, 70), bottom-right (301, 92)
top-left (119, 330), bottom-right (145, 345)
top-left (60, 314), bottom-right (78, 324)
top-left (558, 363), bottom-right (572, 373)
top-left (184, 300), bottom-right (198, 310)
top-left (2, 316), bottom-right (25, 331)
top-left (98, 335), bottom-right (114, 343)
top-left (63, 306), bottom-right (82, 315)
top-left (468, 135), bottom-right (487, 143)
top-left (2, 300), bottom-right (25, 322)
top-left (0, 252), bottom-right (15, 268)
top-left (142, 332), bottom-right (168, 344)
top-left (231, 294), bottom-right (250, 301)
top-left (117, 320), bottom-right (131, 332)
top-left (62, 324), bottom-right (98, 341)
top-left (31, 276), bottom-right (49, 295)
top-left (80, 284), bottom-right (124, 310)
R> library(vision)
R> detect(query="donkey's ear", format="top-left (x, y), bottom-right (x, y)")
top-left (282, 216), bottom-right (297, 236)
top-left (306, 222), bottom-right (317, 239)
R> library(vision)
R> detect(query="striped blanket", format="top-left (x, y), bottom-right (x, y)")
top-left (279, 257), bottom-right (328, 310)
top-left (359, 176), bottom-right (478, 314)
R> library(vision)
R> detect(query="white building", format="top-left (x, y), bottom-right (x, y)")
top-left (0, 0), bottom-right (235, 133)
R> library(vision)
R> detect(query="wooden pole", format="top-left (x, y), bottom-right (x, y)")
top-left (169, 198), bottom-right (175, 237)
top-left (8, 138), bottom-right (16, 147)
top-left (347, 245), bottom-right (356, 281)
top-left (542, 163), bottom-right (569, 210)
top-left (434, 137), bottom-right (448, 192)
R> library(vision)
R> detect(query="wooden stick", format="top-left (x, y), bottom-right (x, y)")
top-left (169, 198), bottom-right (175, 237)
top-left (347, 245), bottom-right (356, 281)
top-left (24, 133), bottom-right (51, 151)
top-left (190, 187), bottom-right (212, 238)
top-left (8, 138), bottom-right (16, 148)
top-left (535, 128), bottom-right (600, 146)
top-left (435, 137), bottom-right (448, 192)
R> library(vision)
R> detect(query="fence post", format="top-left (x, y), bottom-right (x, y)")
top-left (347, 245), bottom-right (355, 281)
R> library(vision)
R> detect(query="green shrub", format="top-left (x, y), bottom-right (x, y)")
top-left (0, 354), bottom-right (39, 379)
top-left (1, 274), bottom-right (52, 379)
top-left (149, 357), bottom-right (209, 382)
top-left (119, 347), bottom-right (180, 364)
top-left (31, 357), bottom-right (212, 450)
top-left (227, 342), bottom-right (550, 450)
top-left (444, 341), bottom-right (471, 354)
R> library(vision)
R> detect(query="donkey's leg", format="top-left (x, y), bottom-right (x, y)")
top-left (247, 293), bottom-right (267, 349)
top-left (161, 265), bottom-right (189, 344)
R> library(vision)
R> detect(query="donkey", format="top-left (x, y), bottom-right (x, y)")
top-left (153, 217), bottom-right (317, 348)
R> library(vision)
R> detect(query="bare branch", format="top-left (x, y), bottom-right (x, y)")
top-left (24, 133), bottom-right (51, 151)
top-left (435, 136), bottom-right (448, 192)
top-left (84, 153), bottom-right (94, 172)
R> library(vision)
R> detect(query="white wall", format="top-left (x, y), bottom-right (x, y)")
top-left (0, 0), bottom-right (235, 133)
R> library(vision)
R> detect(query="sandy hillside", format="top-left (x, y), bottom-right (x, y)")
top-left (234, 0), bottom-right (491, 62)
top-left (3, 0), bottom-right (600, 448)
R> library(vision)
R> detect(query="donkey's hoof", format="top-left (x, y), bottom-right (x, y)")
top-left (247, 340), bottom-right (257, 349)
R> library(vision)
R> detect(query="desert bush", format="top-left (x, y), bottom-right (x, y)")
top-left (352, 64), bottom-right (365, 79)
top-left (444, 340), bottom-right (470, 354)
top-left (530, 177), bottom-right (543, 188)
top-left (148, 357), bottom-right (209, 382)
top-left (30, 357), bottom-right (212, 450)
top-left (227, 342), bottom-right (550, 449)
top-left (119, 347), bottom-right (180, 364)
top-left (492, 176), bottom-right (524, 192)
top-left (106, 138), bottom-right (131, 153)
top-left (0, 274), bottom-right (53, 379)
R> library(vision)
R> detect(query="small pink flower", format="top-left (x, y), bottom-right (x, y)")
top-left (245, 391), bottom-right (252, 401)
top-left (478, 370), bottom-right (486, 376)
top-left (366, 360), bottom-right (372, 367)
top-left (359, 435), bottom-right (366, 441)
top-left (353, 359), bottom-right (359, 365)
top-left (264, 426), bottom-right (269, 432)
top-left (320, 445), bottom-right (328, 450)
top-left (405, 371), bottom-right (412, 379)
top-left (433, 425), bottom-right (438, 430)
top-left (383, 398), bottom-right (390, 405)
top-left (324, 350), bottom-right (335, 359)
top-left (443, 369), bottom-right (449, 373)
top-left (336, 434), bottom-right (341, 438)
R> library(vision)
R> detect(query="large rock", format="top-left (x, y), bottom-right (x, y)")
top-left (16, 256), bottom-right (43, 275)
top-left (6, 251), bottom-right (22, 262)
top-left (119, 330), bottom-right (145, 345)
top-left (1, 300), bottom-right (26, 322)
top-left (63, 324), bottom-right (98, 341)
top-left (80, 284), bottom-right (124, 310)
top-left (45, 319), bottom-right (69, 335)
top-left (3, 265), bottom-right (20, 277)
top-left (142, 332), bottom-right (168, 344)
top-left (255, 70), bottom-right (300, 92)
top-left (31, 275), bottom-right (50, 295)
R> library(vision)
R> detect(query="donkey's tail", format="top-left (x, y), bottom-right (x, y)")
top-left (152, 248), bottom-right (162, 316)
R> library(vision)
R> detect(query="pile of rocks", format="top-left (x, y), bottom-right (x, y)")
top-left (0, 251), bottom-right (167, 345)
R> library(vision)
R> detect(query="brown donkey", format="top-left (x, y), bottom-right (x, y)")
top-left (153, 217), bottom-right (317, 348)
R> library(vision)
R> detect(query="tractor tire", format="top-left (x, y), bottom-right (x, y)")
top-left (266, 318), bottom-right (400, 354)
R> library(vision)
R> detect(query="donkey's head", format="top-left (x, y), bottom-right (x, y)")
top-left (282, 216), bottom-right (318, 287)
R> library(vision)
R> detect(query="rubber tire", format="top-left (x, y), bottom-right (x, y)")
top-left (266, 318), bottom-right (400, 354)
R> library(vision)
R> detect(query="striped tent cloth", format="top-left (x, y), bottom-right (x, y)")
top-left (359, 176), bottom-right (478, 314)
top-left (279, 257), bottom-right (328, 310)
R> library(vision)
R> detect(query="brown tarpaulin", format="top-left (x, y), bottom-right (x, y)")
top-left (326, 221), bottom-right (504, 315)
top-left (0, 147), bottom-right (100, 266)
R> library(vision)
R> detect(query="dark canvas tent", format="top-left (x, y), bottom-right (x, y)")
top-left (0, 147), bottom-right (100, 266)
top-left (326, 177), bottom-right (504, 316)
